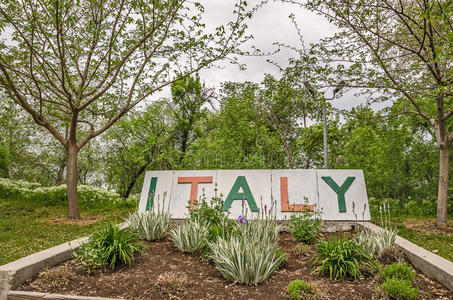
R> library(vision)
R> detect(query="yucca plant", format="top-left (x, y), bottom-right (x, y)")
top-left (127, 196), bottom-right (172, 241)
top-left (73, 223), bottom-right (146, 272)
top-left (313, 236), bottom-right (372, 280)
top-left (170, 219), bottom-right (209, 253)
top-left (208, 234), bottom-right (285, 285)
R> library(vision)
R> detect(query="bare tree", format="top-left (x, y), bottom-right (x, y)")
top-left (0, 0), bottom-right (253, 218)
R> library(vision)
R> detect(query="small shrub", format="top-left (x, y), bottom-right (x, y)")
top-left (288, 201), bottom-right (322, 244)
top-left (208, 234), bottom-right (285, 285)
top-left (295, 244), bottom-right (312, 257)
top-left (156, 271), bottom-right (188, 294)
top-left (73, 223), bottom-right (146, 272)
top-left (380, 263), bottom-right (415, 282)
top-left (287, 279), bottom-right (316, 300)
top-left (381, 279), bottom-right (419, 300)
top-left (189, 193), bottom-right (234, 242)
top-left (127, 196), bottom-right (171, 241)
top-left (170, 219), bottom-right (208, 253)
top-left (313, 236), bottom-right (372, 280)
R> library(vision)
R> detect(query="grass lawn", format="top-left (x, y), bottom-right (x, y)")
top-left (0, 197), bottom-right (135, 266)
top-left (371, 215), bottom-right (453, 262)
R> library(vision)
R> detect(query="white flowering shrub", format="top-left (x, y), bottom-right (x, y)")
top-left (0, 178), bottom-right (131, 208)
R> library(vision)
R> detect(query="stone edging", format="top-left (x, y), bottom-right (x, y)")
top-left (0, 223), bottom-right (128, 300)
top-left (358, 222), bottom-right (453, 291)
top-left (7, 291), bottom-right (122, 300)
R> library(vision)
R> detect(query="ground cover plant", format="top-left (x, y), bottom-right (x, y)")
top-left (378, 263), bottom-right (419, 300)
top-left (287, 279), bottom-right (317, 300)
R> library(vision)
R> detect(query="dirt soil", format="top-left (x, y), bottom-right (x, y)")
top-left (402, 219), bottom-right (453, 235)
top-left (20, 232), bottom-right (452, 300)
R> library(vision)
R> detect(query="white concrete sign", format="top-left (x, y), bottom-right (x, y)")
top-left (138, 169), bottom-right (370, 221)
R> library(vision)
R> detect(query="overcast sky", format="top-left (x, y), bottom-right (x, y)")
top-left (194, 0), bottom-right (366, 111)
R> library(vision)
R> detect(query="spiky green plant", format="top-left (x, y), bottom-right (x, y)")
top-left (208, 234), bottom-right (285, 285)
top-left (313, 236), bottom-right (373, 280)
top-left (357, 227), bottom-right (397, 257)
top-left (127, 196), bottom-right (171, 241)
top-left (73, 223), bottom-right (146, 272)
top-left (170, 219), bottom-right (209, 253)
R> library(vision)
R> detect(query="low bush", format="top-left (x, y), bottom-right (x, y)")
top-left (0, 178), bottom-right (132, 208)
top-left (287, 279), bottom-right (316, 300)
top-left (127, 197), bottom-right (171, 241)
top-left (380, 263), bottom-right (416, 283)
top-left (381, 278), bottom-right (419, 300)
top-left (170, 219), bottom-right (209, 253)
top-left (208, 234), bottom-right (285, 285)
top-left (287, 201), bottom-right (322, 244)
top-left (188, 194), bottom-right (234, 242)
top-left (313, 236), bottom-right (373, 280)
top-left (73, 223), bottom-right (146, 272)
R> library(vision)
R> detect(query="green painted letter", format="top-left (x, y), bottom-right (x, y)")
top-left (223, 176), bottom-right (258, 212)
top-left (321, 176), bottom-right (355, 213)
top-left (146, 177), bottom-right (158, 210)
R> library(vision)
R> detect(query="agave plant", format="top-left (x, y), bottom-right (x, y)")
top-left (170, 219), bottom-right (209, 253)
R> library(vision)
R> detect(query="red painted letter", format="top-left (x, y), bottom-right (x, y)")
top-left (280, 177), bottom-right (314, 212)
top-left (178, 176), bottom-right (213, 210)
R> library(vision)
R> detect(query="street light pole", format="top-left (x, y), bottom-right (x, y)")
top-left (303, 81), bottom-right (344, 169)
top-left (322, 99), bottom-right (328, 169)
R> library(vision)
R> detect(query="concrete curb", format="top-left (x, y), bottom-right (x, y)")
top-left (358, 222), bottom-right (453, 291)
top-left (0, 223), bottom-right (129, 300)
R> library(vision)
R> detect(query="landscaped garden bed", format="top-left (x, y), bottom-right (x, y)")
top-left (16, 198), bottom-right (453, 300)
top-left (18, 231), bottom-right (452, 300)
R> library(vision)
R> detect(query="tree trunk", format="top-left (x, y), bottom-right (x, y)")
top-left (56, 159), bottom-right (65, 185)
top-left (8, 166), bottom-right (13, 180)
top-left (66, 141), bottom-right (79, 219)
top-left (437, 145), bottom-right (449, 226)
top-left (123, 160), bottom-right (151, 199)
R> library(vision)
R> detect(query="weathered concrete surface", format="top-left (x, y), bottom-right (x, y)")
top-left (0, 236), bottom-right (88, 300)
top-left (0, 223), bottom-right (129, 300)
top-left (7, 290), bottom-right (123, 300)
top-left (358, 222), bottom-right (453, 291)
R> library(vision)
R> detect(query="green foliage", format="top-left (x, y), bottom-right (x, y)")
top-left (0, 178), bottom-right (132, 208)
top-left (207, 233), bottom-right (285, 285)
top-left (169, 219), bottom-right (209, 253)
top-left (313, 236), bottom-right (372, 280)
top-left (73, 223), bottom-right (146, 272)
top-left (188, 194), bottom-right (233, 242)
top-left (127, 204), bottom-right (172, 241)
top-left (380, 263), bottom-right (415, 282)
top-left (381, 279), bottom-right (419, 300)
top-left (287, 280), bottom-right (316, 300)
top-left (357, 228), bottom-right (397, 257)
top-left (288, 202), bottom-right (322, 243)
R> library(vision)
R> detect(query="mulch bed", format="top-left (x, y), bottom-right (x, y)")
top-left (20, 232), bottom-right (452, 300)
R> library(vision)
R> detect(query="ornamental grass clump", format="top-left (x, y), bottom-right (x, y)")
top-left (73, 223), bottom-right (146, 273)
top-left (127, 195), bottom-right (171, 241)
top-left (358, 201), bottom-right (397, 257)
top-left (170, 218), bottom-right (209, 253)
top-left (208, 200), bottom-right (285, 285)
top-left (313, 236), bottom-right (373, 280)
top-left (208, 233), bottom-right (285, 285)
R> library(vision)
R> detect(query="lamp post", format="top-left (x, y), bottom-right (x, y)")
top-left (303, 81), bottom-right (343, 169)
